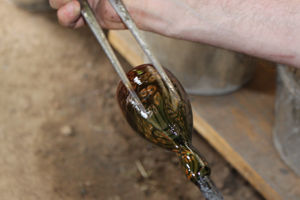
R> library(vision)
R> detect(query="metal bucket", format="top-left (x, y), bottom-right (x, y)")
top-left (143, 32), bottom-right (256, 95)
top-left (274, 65), bottom-right (300, 176)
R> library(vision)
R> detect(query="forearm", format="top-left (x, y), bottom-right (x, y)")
top-left (139, 0), bottom-right (300, 67)
top-left (51, 0), bottom-right (300, 66)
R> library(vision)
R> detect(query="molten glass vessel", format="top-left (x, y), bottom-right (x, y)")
top-left (117, 64), bottom-right (223, 200)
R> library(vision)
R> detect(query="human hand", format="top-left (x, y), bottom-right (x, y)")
top-left (49, 0), bottom-right (124, 28)
top-left (49, 0), bottom-right (181, 33)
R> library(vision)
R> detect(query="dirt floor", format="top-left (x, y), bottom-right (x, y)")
top-left (0, 1), bottom-right (264, 199)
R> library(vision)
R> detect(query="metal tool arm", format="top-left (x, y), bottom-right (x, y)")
top-left (78, 0), bottom-right (148, 118)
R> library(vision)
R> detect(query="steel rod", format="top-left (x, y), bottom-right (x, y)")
top-left (78, 0), bottom-right (149, 118)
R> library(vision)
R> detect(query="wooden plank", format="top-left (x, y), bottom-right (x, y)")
top-left (108, 30), bottom-right (145, 66)
top-left (108, 30), bottom-right (300, 200)
top-left (191, 64), bottom-right (300, 200)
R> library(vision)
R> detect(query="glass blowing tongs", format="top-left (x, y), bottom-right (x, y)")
top-left (78, 0), bottom-right (180, 118)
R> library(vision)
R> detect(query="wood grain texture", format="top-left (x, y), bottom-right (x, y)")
top-left (108, 30), bottom-right (300, 200)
